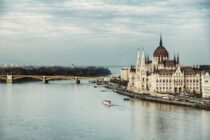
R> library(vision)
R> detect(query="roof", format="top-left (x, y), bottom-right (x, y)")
top-left (181, 67), bottom-right (200, 75)
top-left (146, 60), bottom-right (152, 64)
top-left (157, 69), bottom-right (174, 76)
top-left (163, 60), bottom-right (176, 67)
top-left (153, 46), bottom-right (169, 58)
top-left (199, 65), bottom-right (210, 71)
top-left (153, 35), bottom-right (169, 58)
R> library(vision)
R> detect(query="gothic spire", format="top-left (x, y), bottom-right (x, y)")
top-left (146, 54), bottom-right (149, 62)
top-left (159, 33), bottom-right (163, 46)
top-left (177, 53), bottom-right (179, 64)
top-left (140, 48), bottom-right (145, 65)
top-left (174, 54), bottom-right (176, 62)
top-left (136, 48), bottom-right (140, 66)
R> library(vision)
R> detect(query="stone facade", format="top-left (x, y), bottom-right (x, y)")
top-left (202, 72), bottom-right (210, 98)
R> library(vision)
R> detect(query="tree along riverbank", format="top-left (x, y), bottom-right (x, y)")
top-left (0, 66), bottom-right (111, 76)
top-left (0, 66), bottom-right (111, 83)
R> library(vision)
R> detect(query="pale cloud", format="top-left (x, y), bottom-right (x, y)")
top-left (0, 0), bottom-right (209, 65)
top-left (0, 0), bottom-right (208, 37)
top-left (63, 0), bottom-right (165, 16)
top-left (0, 11), bottom-right (93, 37)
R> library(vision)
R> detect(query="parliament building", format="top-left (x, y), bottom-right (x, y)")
top-left (121, 35), bottom-right (210, 97)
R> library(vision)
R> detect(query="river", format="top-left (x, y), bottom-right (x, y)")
top-left (0, 68), bottom-right (210, 140)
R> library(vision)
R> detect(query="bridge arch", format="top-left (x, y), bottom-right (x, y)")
top-left (0, 74), bottom-right (106, 83)
top-left (12, 75), bottom-right (44, 82)
top-left (45, 76), bottom-right (75, 81)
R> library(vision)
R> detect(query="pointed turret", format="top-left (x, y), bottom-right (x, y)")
top-left (146, 54), bottom-right (149, 63)
top-left (136, 49), bottom-right (140, 66)
top-left (177, 53), bottom-right (179, 64)
top-left (140, 48), bottom-right (145, 66)
top-left (159, 34), bottom-right (163, 46)
top-left (174, 54), bottom-right (176, 63)
top-left (145, 54), bottom-right (147, 62)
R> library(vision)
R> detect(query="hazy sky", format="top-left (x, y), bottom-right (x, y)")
top-left (0, 0), bottom-right (209, 66)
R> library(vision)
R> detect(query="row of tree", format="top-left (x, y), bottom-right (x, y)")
top-left (0, 66), bottom-right (111, 76)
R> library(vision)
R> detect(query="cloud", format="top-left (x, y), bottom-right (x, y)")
top-left (0, 11), bottom-right (94, 38)
top-left (63, 0), bottom-right (165, 16)
top-left (0, 0), bottom-right (209, 38)
top-left (0, 0), bottom-right (209, 65)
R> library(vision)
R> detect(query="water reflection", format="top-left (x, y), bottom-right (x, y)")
top-left (129, 100), bottom-right (210, 140)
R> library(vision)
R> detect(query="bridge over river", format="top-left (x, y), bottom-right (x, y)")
top-left (0, 75), bottom-right (104, 84)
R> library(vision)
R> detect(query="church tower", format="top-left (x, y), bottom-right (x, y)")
top-left (136, 49), bottom-right (140, 73)
top-left (139, 48), bottom-right (147, 91)
top-left (134, 49), bottom-right (141, 88)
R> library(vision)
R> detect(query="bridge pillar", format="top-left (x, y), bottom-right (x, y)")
top-left (76, 80), bottom-right (80, 84)
top-left (7, 75), bottom-right (13, 83)
top-left (42, 76), bottom-right (48, 84)
top-left (75, 77), bottom-right (80, 84)
top-left (43, 80), bottom-right (49, 84)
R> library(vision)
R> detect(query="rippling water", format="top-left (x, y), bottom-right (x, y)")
top-left (0, 80), bottom-right (210, 140)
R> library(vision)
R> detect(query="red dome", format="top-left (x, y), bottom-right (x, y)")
top-left (153, 46), bottom-right (169, 58)
top-left (153, 35), bottom-right (169, 58)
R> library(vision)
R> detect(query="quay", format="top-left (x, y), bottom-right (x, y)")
top-left (104, 84), bottom-right (210, 110)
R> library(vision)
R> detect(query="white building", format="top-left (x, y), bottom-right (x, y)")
top-left (122, 35), bottom-right (203, 95)
top-left (202, 72), bottom-right (210, 98)
top-left (120, 67), bottom-right (130, 81)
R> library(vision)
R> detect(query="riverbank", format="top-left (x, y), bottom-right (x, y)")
top-left (104, 84), bottom-right (210, 110)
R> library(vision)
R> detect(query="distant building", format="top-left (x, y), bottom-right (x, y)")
top-left (202, 72), bottom-right (210, 98)
top-left (120, 67), bottom-right (130, 81)
top-left (122, 35), bottom-right (210, 96)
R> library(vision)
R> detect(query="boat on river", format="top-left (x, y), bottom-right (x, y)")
top-left (102, 99), bottom-right (112, 106)
top-left (123, 97), bottom-right (130, 101)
